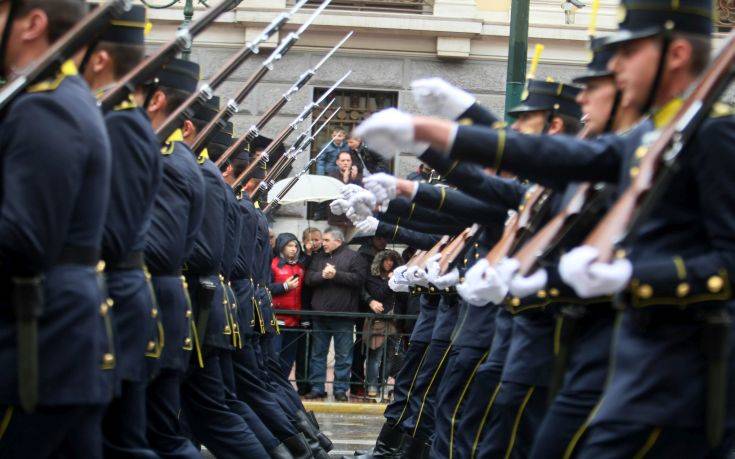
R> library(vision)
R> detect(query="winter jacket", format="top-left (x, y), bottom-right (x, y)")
top-left (362, 250), bottom-right (405, 349)
top-left (270, 233), bottom-right (304, 328)
top-left (305, 244), bottom-right (367, 313)
top-left (316, 140), bottom-right (350, 176)
top-left (350, 145), bottom-right (389, 174)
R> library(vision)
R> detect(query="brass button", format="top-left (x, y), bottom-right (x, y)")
top-left (630, 166), bottom-right (640, 179)
top-left (511, 297), bottom-right (521, 307)
top-left (147, 341), bottom-right (156, 351)
top-left (537, 290), bottom-right (547, 299)
top-left (474, 253), bottom-right (479, 259)
top-left (151, 308), bottom-right (158, 319)
top-left (97, 261), bottom-right (106, 272)
top-left (429, 287), bottom-right (435, 292)
top-left (106, 298), bottom-right (114, 308)
top-left (185, 309), bottom-right (193, 318)
top-left (519, 204), bottom-right (525, 212)
top-left (707, 275), bottom-right (724, 293)
top-left (233, 324), bottom-right (239, 331)
top-left (103, 353), bottom-right (115, 366)
top-left (635, 146), bottom-right (647, 159)
top-left (99, 303), bottom-right (109, 316)
top-left (615, 249), bottom-right (627, 259)
top-left (184, 337), bottom-right (192, 347)
top-left (676, 283), bottom-right (690, 297)
top-left (224, 326), bottom-right (232, 334)
top-left (549, 288), bottom-right (560, 297)
top-left (637, 284), bottom-right (653, 299)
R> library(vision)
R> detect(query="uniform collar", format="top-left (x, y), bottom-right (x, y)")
top-left (27, 60), bottom-right (77, 93)
top-left (652, 97), bottom-right (683, 129)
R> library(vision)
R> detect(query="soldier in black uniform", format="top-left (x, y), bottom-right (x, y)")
top-left (0, 1), bottom-right (113, 457)
top-left (79, 7), bottom-right (163, 457)
top-left (142, 58), bottom-right (205, 459)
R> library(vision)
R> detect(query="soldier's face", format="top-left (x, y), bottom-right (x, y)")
top-left (511, 111), bottom-right (547, 134)
top-left (0, 6), bottom-right (48, 75)
top-left (609, 37), bottom-right (659, 112)
top-left (576, 76), bottom-right (616, 135)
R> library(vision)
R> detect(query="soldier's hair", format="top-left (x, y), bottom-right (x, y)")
top-left (673, 32), bottom-right (711, 76)
top-left (556, 113), bottom-right (583, 135)
top-left (230, 156), bottom-right (249, 177)
top-left (94, 42), bottom-right (145, 79)
top-left (323, 226), bottom-right (345, 242)
top-left (16, 0), bottom-right (87, 42)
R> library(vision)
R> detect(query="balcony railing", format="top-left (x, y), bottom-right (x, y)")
top-left (287, 0), bottom-right (434, 14)
top-left (718, 0), bottom-right (735, 28)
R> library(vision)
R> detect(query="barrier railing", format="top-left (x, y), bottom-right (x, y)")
top-left (272, 309), bottom-right (419, 403)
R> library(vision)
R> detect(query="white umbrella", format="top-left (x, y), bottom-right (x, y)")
top-left (267, 175), bottom-right (344, 205)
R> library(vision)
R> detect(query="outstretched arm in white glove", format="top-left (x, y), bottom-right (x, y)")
top-left (353, 108), bottom-right (429, 159)
top-left (411, 77), bottom-right (476, 120)
top-left (355, 216), bottom-right (379, 237)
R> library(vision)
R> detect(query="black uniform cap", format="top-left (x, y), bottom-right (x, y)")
top-left (99, 5), bottom-right (148, 45)
top-left (155, 58), bottom-right (200, 94)
top-left (191, 95), bottom-right (219, 124)
top-left (573, 36), bottom-right (616, 83)
top-left (508, 79), bottom-right (583, 119)
top-left (210, 121), bottom-right (234, 148)
top-left (605, 0), bottom-right (713, 47)
top-left (248, 135), bottom-right (286, 180)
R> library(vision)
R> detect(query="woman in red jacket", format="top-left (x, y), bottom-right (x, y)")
top-left (270, 232), bottom-right (305, 378)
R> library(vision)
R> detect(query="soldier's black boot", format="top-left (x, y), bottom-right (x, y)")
top-left (395, 434), bottom-right (430, 459)
top-left (270, 442), bottom-right (296, 459)
top-left (284, 433), bottom-right (314, 459)
top-left (350, 422), bottom-right (405, 459)
top-left (294, 420), bottom-right (329, 459)
top-left (297, 410), bottom-right (333, 452)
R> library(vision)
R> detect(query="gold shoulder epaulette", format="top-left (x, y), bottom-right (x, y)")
top-left (28, 60), bottom-right (77, 94)
top-left (113, 95), bottom-right (138, 112)
top-left (197, 149), bottom-right (209, 165)
top-left (458, 117), bottom-right (474, 126)
top-left (491, 121), bottom-right (508, 129)
top-left (710, 102), bottom-right (735, 119)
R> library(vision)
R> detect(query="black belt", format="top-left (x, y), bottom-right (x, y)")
top-left (149, 268), bottom-right (183, 277)
top-left (105, 251), bottom-right (144, 272)
top-left (55, 246), bottom-right (99, 267)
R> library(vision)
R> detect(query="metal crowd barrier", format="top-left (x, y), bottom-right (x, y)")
top-left (272, 309), bottom-right (419, 403)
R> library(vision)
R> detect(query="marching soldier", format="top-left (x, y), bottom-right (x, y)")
top-left (142, 58), bottom-right (205, 459)
top-left (79, 6), bottom-right (163, 457)
top-left (0, 1), bottom-right (113, 457)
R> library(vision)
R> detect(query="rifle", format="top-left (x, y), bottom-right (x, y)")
top-left (231, 70), bottom-right (352, 189)
top-left (485, 185), bottom-right (554, 265)
top-left (189, 0), bottom-right (333, 154)
top-left (0, 0), bottom-right (130, 113)
top-left (585, 30), bottom-right (735, 263)
top-left (155, 0), bottom-right (310, 143)
top-left (412, 236), bottom-right (452, 270)
top-left (100, 0), bottom-right (242, 111)
top-left (214, 31), bottom-right (353, 168)
top-left (253, 103), bottom-right (342, 200)
top-left (438, 224), bottom-right (482, 274)
top-left (262, 130), bottom-right (337, 215)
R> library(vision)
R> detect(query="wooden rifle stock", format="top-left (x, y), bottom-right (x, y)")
top-left (514, 183), bottom-right (591, 275)
top-left (0, 0), bottom-right (129, 113)
top-left (100, 0), bottom-right (242, 112)
top-left (585, 29), bottom-right (735, 263)
top-left (439, 224), bottom-right (481, 274)
top-left (485, 185), bottom-right (550, 265)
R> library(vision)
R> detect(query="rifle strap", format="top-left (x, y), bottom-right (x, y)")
top-left (642, 30), bottom-right (672, 115)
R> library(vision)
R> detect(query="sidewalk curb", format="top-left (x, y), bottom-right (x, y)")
top-left (303, 401), bottom-right (387, 415)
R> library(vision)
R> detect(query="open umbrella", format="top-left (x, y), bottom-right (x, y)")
top-left (267, 175), bottom-right (344, 206)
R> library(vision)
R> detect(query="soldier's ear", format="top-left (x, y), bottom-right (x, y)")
top-left (181, 119), bottom-right (196, 140)
top-left (548, 116), bottom-right (565, 135)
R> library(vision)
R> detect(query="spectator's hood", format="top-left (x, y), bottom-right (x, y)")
top-left (275, 232), bottom-right (301, 258)
top-left (371, 249), bottom-right (402, 277)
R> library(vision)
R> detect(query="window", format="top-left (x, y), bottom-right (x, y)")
top-left (288, 0), bottom-right (434, 14)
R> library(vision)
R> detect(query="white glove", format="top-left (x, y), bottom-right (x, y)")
top-left (558, 245), bottom-right (632, 298)
top-left (388, 275), bottom-right (410, 293)
top-left (495, 257), bottom-right (520, 285)
top-left (353, 108), bottom-right (429, 159)
top-left (363, 173), bottom-right (398, 204)
top-left (392, 265), bottom-right (410, 286)
top-left (355, 217), bottom-right (379, 236)
top-left (405, 265), bottom-right (430, 287)
top-left (340, 184), bottom-right (367, 200)
top-left (456, 259), bottom-right (509, 306)
top-left (411, 77), bottom-right (476, 120)
top-left (329, 198), bottom-right (350, 215)
top-left (425, 254), bottom-right (459, 290)
top-left (509, 268), bottom-right (548, 298)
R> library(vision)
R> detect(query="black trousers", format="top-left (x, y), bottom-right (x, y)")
top-left (0, 404), bottom-right (105, 459)
top-left (146, 369), bottom-right (201, 459)
top-left (181, 348), bottom-right (268, 459)
top-left (103, 380), bottom-right (159, 459)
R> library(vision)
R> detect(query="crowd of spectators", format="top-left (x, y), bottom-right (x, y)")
top-left (268, 225), bottom-right (412, 401)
